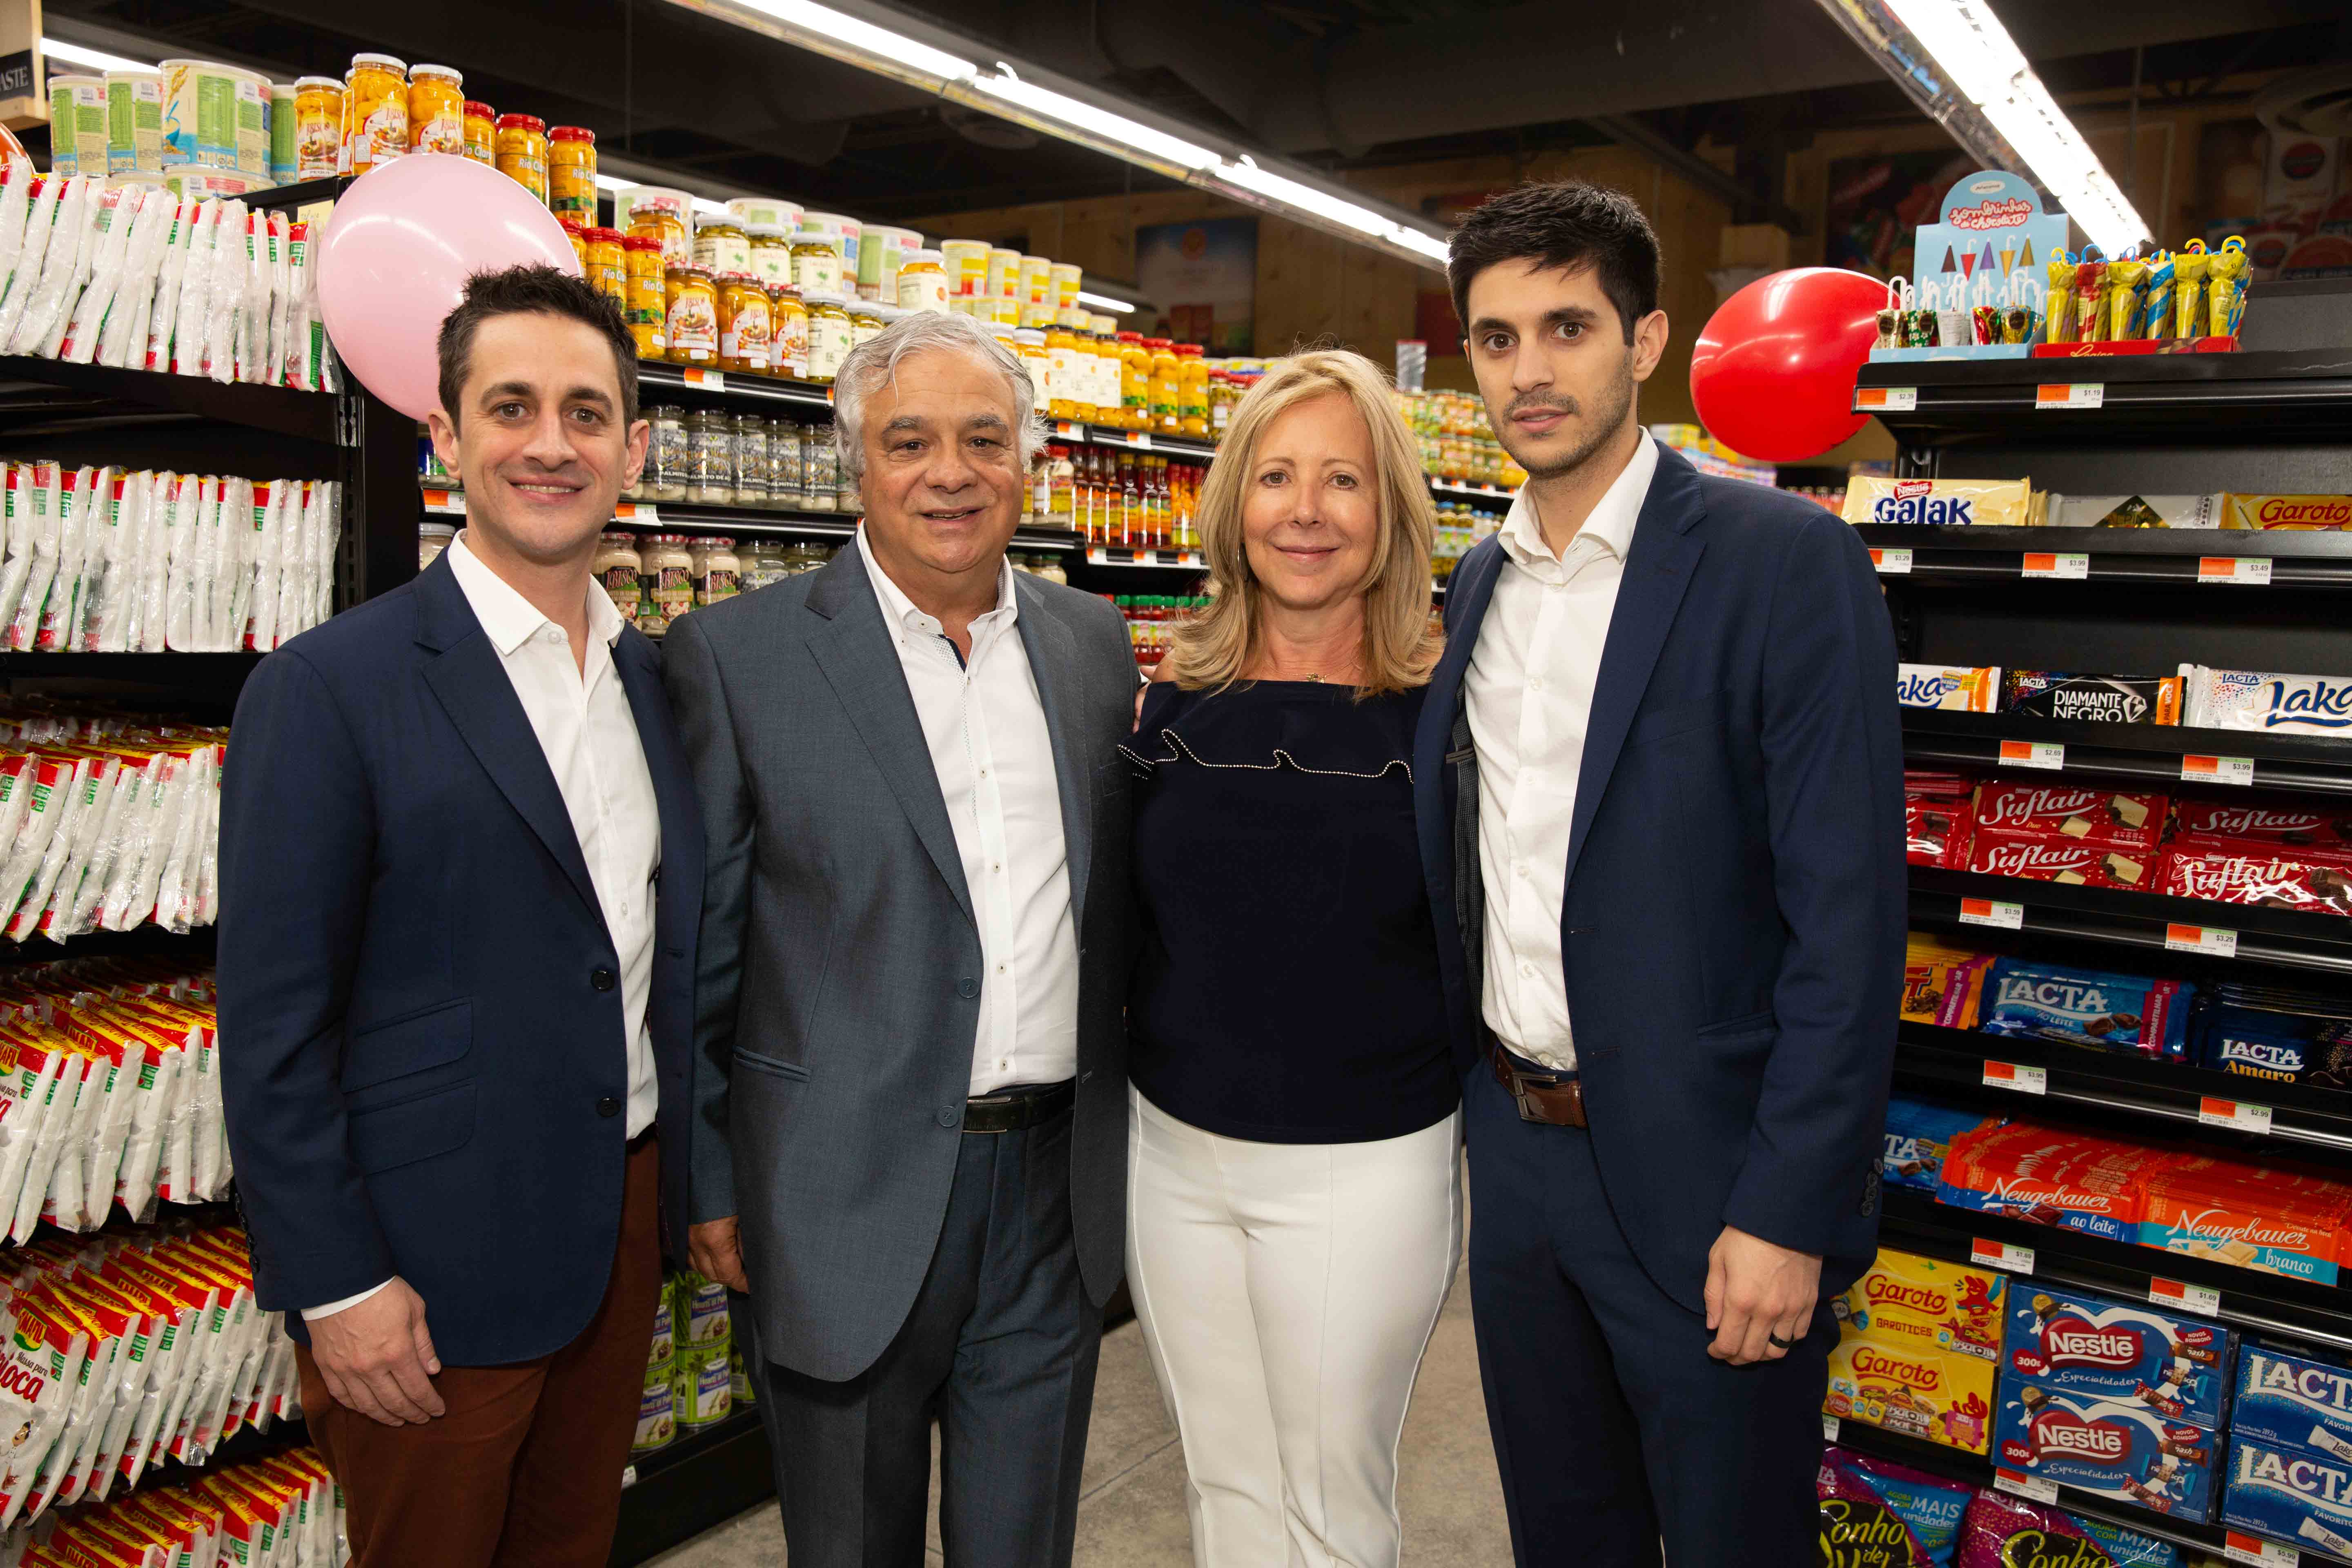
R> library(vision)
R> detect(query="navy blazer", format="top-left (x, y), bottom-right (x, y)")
top-left (218, 552), bottom-right (704, 1365)
top-left (1413, 442), bottom-right (1905, 1307)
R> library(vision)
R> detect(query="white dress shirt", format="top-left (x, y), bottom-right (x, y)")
top-left (857, 527), bottom-right (1080, 1094)
top-left (1465, 432), bottom-right (1659, 1073)
top-left (306, 531), bottom-right (663, 1321)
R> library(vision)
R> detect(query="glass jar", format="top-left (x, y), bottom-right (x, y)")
top-left (628, 203), bottom-right (690, 272)
top-left (1178, 344), bottom-right (1210, 439)
top-left (494, 113), bottom-right (548, 203)
top-left (748, 225), bottom-right (793, 289)
top-left (766, 419), bottom-right (803, 508)
top-left (624, 236), bottom-right (666, 359)
top-left (790, 234), bottom-right (843, 297)
top-left (461, 99), bottom-right (495, 165)
top-left (802, 424), bottom-right (838, 512)
top-left (941, 239), bottom-right (989, 298)
top-left (717, 274), bottom-right (773, 374)
top-left (407, 65), bottom-right (464, 155)
top-left (769, 286), bottom-right (809, 380)
top-left (644, 405), bottom-right (688, 502)
top-left (896, 249), bottom-right (947, 314)
top-left (294, 76), bottom-right (345, 179)
top-left (560, 218), bottom-right (588, 272)
top-left (781, 541), bottom-right (831, 575)
top-left (663, 265), bottom-right (719, 366)
top-left (593, 532), bottom-right (644, 624)
top-left (548, 126), bottom-right (596, 223)
top-left (737, 539), bottom-right (786, 591)
top-left (1013, 330), bottom-right (1051, 418)
top-left (804, 294), bottom-right (853, 384)
top-left (849, 304), bottom-right (886, 351)
top-left (691, 537), bottom-right (741, 607)
top-left (1117, 332), bottom-right (1151, 431)
top-left (693, 215), bottom-right (752, 280)
top-left (1045, 323), bottom-right (1080, 422)
top-left (419, 522), bottom-right (456, 572)
top-left (639, 534), bottom-right (694, 634)
top-left (1148, 337), bottom-right (1182, 436)
top-left (342, 53), bottom-right (408, 176)
top-left (685, 410), bottom-right (734, 505)
top-left (586, 227), bottom-right (628, 314)
top-left (731, 414), bottom-right (769, 508)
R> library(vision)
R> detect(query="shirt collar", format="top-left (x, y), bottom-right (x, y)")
top-left (1495, 430), bottom-right (1660, 570)
top-left (445, 530), bottom-right (625, 657)
top-left (855, 524), bottom-right (1019, 644)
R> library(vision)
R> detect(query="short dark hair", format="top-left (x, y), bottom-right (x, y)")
top-left (436, 264), bottom-right (639, 428)
top-left (1446, 181), bottom-right (1662, 345)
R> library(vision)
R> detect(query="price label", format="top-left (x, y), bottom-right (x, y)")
top-left (613, 502), bottom-right (659, 523)
top-left (2199, 557), bottom-right (2274, 586)
top-left (1982, 1061), bottom-right (2048, 1096)
top-left (2149, 1277), bottom-right (2222, 1317)
top-left (1971, 1238), bottom-right (2036, 1274)
top-left (1998, 739), bottom-right (2066, 771)
top-left (2166, 923), bottom-right (2240, 958)
top-left (824, 385), bottom-right (835, 404)
top-left (681, 368), bottom-right (727, 391)
top-left (1086, 548), bottom-right (1141, 566)
top-left (1870, 548), bottom-right (1914, 575)
top-left (620, 1464), bottom-right (638, 1490)
top-left (1959, 897), bottom-right (2025, 931)
top-left (1053, 421), bottom-right (1083, 439)
top-left (1854, 386), bottom-right (1918, 413)
top-left (2199, 1097), bottom-right (2275, 1135)
top-left (421, 488), bottom-right (464, 515)
top-left (1822, 1414), bottom-right (1840, 1441)
top-left (2182, 754), bottom-right (2257, 788)
top-left (2034, 382), bottom-right (2105, 410)
top-left (1170, 550), bottom-right (1202, 567)
top-left (1994, 1469), bottom-right (2060, 1505)
top-left (2021, 552), bottom-right (2090, 580)
top-left (2224, 1532), bottom-right (2300, 1566)
top-left (1126, 430), bottom-right (1154, 450)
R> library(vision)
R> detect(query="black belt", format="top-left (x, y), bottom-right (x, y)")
top-left (963, 1080), bottom-right (1075, 1134)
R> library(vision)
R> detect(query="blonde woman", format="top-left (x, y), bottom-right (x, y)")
top-left (1120, 350), bottom-right (1456, 1568)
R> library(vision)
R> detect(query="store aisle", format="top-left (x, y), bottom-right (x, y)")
top-left (648, 1249), bottom-right (1509, 1566)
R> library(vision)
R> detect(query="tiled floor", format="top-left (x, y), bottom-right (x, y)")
top-left (648, 1251), bottom-right (1510, 1566)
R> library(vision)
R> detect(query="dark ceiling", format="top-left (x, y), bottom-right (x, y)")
top-left (45, 0), bottom-right (2352, 227)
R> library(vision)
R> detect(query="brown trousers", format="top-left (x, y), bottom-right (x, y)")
top-left (298, 1136), bottom-right (663, 1568)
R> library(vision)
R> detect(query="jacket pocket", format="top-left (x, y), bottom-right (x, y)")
top-left (349, 1082), bottom-right (477, 1174)
top-left (1626, 689), bottom-right (1731, 748)
top-left (735, 1047), bottom-right (810, 1082)
top-left (340, 998), bottom-right (472, 1094)
top-left (1694, 1007), bottom-right (1777, 1040)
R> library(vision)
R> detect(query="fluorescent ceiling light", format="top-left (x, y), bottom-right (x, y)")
top-left (1216, 157), bottom-right (1452, 262)
top-left (42, 37), bottom-right (155, 73)
top-left (965, 65), bottom-right (1219, 172)
top-left (1076, 290), bottom-right (1136, 314)
top-left (728, 0), bottom-right (977, 83)
top-left (1882, 0), bottom-right (2149, 255)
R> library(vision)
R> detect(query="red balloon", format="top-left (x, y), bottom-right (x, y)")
top-left (1688, 267), bottom-right (1888, 463)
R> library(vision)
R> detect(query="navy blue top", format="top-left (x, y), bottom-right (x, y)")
top-left (1124, 679), bottom-right (1457, 1143)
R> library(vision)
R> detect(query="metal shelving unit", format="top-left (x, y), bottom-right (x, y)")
top-left (611, 1410), bottom-right (775, 1566)
top-left (1902, 708), bottom-right (2352, 798)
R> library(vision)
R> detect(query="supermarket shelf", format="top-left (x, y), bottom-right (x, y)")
top-left (1082, 546), bottom-right (1204, 569)
top-left (419, 484), bottom-right (1078, 551)
top-left (636, 362), bottom-right (835, 414)
top-left (247, 178), bottom-right (346, 212)
top-left (1881, 1189), bottom-right (2352, 1359)
top-left (0, 354), bottom-right (340, 445)
top-left (611, 1410), bottom-right (773, 1566)
top-left (1908, 865), bottom-right (2352, 978)
top-left (1855, 348), bottom-right (2352, 444)
top-left (1824, 1421), bottom-right (2238, 1559)
top-left (1900, 709), bottom-right (2352, 797)
top-left (1857, 523), bottom-right (2352, 587)
top-left (1047, 419), bottom-right (1216, 460)
top-left (1895, 1021), bottom-right (2352, 1155)
top-left (1429, 478), bottom-right (1515, 505)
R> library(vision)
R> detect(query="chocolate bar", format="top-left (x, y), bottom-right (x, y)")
top-left (1967, 829), bottom-right (2153, 890)
top-left (1994, 1378), bottom-right (2217, 1519)
top-left (1973, 783), bottom-right (2167, 854)
top-left (2180, 665), bottom-right (2352, 737)
top-left (2001, 1286), bottom-right (2233, 1427)
top-left (1954, 1489), bottom-right (2186, 1568)
top-left (1816, 1447), bottom-right (1974, 1568)
top-left (2048, 493), bottom-right (2223, 530)
top-left (2138, 1157), bottom-right (2352, 1286)
top-left (2161, 846), bottom-right (2352, 919)
top-left (2175, 797), bottom-right (2352, 854)
top-left (1829, 1334), bottom-right (1997, 1454)
top-left (1903, 936), bottom-right (1993, 1028)
top-left (2224, 493), bottom-right (2352, 531)
top-left (1883, 1095), bottom-right (1993, 1196)
top-left (1844, 477), bottom-right (2034, 528)
top-left (1900, 664), bottom-right (2001, 712)
top-left (2234, 1343), bottom-right (2352, 1461)
top-left (2194, 987), bottom-right (2352, 1087)
top-left (2223, 1436), bottom-right (2352, 1562)
top-left (1837, 1248), bottom-right (2007, 1361)
top-left (1980, 958), bottom-right (2194, 1061)
top-left (2003, 672), bottom-right (2183, 725)
top-left (1936, 1123), bottom-right (2155, 1245)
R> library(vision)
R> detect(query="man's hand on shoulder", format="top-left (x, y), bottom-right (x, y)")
top-left (1703, 1225), bottom-right (1821, 1366)
top-left (690, 1216), bottom-right (750, 1294)
top-left (307, 1277), bottom-right (445, 1426)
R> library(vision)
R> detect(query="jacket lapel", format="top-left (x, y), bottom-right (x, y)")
top-left (613, 628), bottom-right (704, 949)
top-left (1013, 577), bottom-right (1092, 927)
top-left (1562, 446), bottom-right (1708, 888)
top-left (1415, 535), bottom-right (1506, 896)
top-left (412, 555), bottom-right (605, 929)
top-left (803, 547), bottom-right (976, 923)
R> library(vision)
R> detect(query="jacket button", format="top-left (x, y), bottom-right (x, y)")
top-left (937, 1105), bottom-right (960, 1128)
top-left (597, 1097), bottom-right (621, 1118)
top-left (592, 968), bottom-right (617, 992)
top-left (957, 977), bottom-right (979, 998)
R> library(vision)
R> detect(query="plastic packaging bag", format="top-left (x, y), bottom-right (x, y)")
top-left (141, 199), bottom-right (191, 374)
top-left (162, 474), bottom-right (208, 653)
top-left (7, 175), bottom-right (93, 359)
top-left (167, 200), bottom-right (219, 377)
top-left (56, 188), bottom-right (132, 364)
top-left (0, 174), bottom-right (65, 352)
top-left (31, 182), bottom-right (103, 362)
top-left (240, 482), bottom-right (281, 653)
top-left (8, 1042), bottom-right (88, 1242)
top-left (6, 464), bottom-right (61, 653)
top-left (131, 471), bottom-right (174, 655)
top-left (0, 159), bottom-right (39, 314)
top-left (80, 470), bottom-right (141, 654)
top-left (200, 200), bottom-right (246, 386)
top-left (95, 192), bottom-right (174, 371)
top-left (0, 1288), bottom-right (91, 1529)
top-left (35, 468), bottom-right (102, 652)
top-left (0, 465), bottom-right (32, 635)
top-left (264, 213), bottom-right (291, 391)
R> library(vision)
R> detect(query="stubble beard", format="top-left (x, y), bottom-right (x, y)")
top-left (1502, 361), bottom-right (1638, 484)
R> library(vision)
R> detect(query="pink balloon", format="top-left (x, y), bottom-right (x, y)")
top-left (317, 154), bottom-right (583, 420)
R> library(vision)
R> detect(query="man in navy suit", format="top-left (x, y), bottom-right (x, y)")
top-left (1413, 182), bottom-right (1904, 1565)
top-left (219, 266), bottom-right (702, 1567)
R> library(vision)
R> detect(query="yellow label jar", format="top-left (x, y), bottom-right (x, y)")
top-left (342, 53), bottom-right (408, 176)
top-left (940, 239), bottom-right (990, 299)
top-left (549, 126), bottom-right (597, 223)
top-left (896, 249), bottom-right (947, 314)
top-left (770, 286), bottom-right (809, 379)
top-left (664, 264), bottom-right (720, 366)
top-left (1148, 337), bottom-right (1181, 435)
top-left (1178, 344), bottom-right (1210, 438)
top-left (1051, 261), bottom-right (1083, 312)
top-left (1045, 323), bottom-right (1082, 422)
top-left (1118, 332), bottom-right (1151, 430)
top-left (293, 76), bottom-right (343, 179)
top-left (987, 247), bottom-right (1021, 301)
top-left (804, 293), bottom-right (853, 384)
top-left (623, 234), bottom-right (666, 359)
top-left (1013, 329), bottom-right (1051, 417)
top-left (790, 233), bottom-right (843, 298)
top-left (718, 274), bottom-right (774, 374)
top-left (495, 114), bottom-right (548, 203)
top-left (561, 218), bottom-right (588, 272)
top-left (586, 227), bottom-right (628, 313)
top-left (407, 64), bottom-right (464, 156)
top-left (629, 203), bottom-right (690, 272)
top-left (748, 225), bottom-right (793, 289)
top-left (849, 303), bottom-right (886, 351)
top-left (1019, 254), bottom-right (1054, 308)
top-left (693, 214), bottom-right (752, 279)
top-left (462, 99), bottom-right (495, 164)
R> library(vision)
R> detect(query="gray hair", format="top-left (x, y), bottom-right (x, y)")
top-left (833, 311), bottom-right (1047, 482)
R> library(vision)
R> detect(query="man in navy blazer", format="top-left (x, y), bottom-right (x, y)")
top-left (219, 267), bottom-right (702, 1567)
top-left (1412, 183), bottom-right (1904, 1565)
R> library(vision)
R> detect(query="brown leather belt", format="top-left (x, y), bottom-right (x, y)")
top-left (964, 1080), bottom-right (1076, 1134)
top-left (1491, 1045), bottom-right (1588, 1127)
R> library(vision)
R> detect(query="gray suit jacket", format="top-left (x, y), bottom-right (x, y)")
top-left (663, 543), bottom-right (1137, 1381)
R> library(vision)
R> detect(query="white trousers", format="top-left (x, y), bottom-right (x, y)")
top-left (1126, 1087), bottom-right (1465, 1568)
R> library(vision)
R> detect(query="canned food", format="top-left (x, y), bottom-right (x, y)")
top-left (105, 71), bottom-right (165, 175)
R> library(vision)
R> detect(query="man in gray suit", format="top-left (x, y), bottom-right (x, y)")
top-left (664, 310), bottom-right (1136, 1567)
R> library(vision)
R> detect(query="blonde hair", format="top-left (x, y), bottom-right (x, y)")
top-left (1160, 350), bottom-right (1442, 697)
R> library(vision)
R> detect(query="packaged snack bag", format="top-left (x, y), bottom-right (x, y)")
top-left (1954, 1488), bottom-right (2183, 1567)
top-left (0, 1286), bottom-right (93, 1529)
top-left (1980, 958), bottom-right (2194, 1061)
top-left (1844, 477), bottom-right (2033, 528)
top-left (1897, 666), bottom-right (2000, 713)
top-left (2002, 671), bottom-right (2182, 724)
top-left (1815, 1445), bottom-right (1973, 1566)
top-left (1900, 937), bottom-right (1992, 1029)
